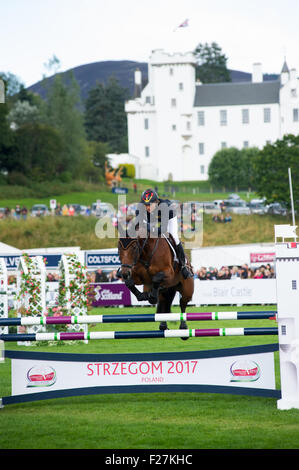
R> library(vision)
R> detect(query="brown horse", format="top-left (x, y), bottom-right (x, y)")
top-left (118, 235), bottom-right (194, 335)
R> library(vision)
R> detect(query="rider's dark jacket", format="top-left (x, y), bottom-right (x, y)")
top-left (135, 198), bottom-right (176, 236)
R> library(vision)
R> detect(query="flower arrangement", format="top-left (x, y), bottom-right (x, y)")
top-left (16, 253), bottom-right (46, 317)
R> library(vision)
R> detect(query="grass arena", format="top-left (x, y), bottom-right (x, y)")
top-left (0, 225), bottom-right (299, 452)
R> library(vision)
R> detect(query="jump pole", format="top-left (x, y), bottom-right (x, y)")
top-left (0, 310), bottom-right (277, 327)
top-left (0, 327), bottom-right (278, 342)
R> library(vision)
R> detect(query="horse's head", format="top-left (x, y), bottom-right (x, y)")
top-left (118, 238), bottom-right (140, 280)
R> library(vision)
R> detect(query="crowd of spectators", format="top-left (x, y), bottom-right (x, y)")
top-left (195, 263), bottom-right (275, 280)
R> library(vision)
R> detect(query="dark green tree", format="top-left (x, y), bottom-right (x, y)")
top-left (208, 147), bottom-right (259, 190)
top-left (43, 71), bottom-right (87, 177)
top-left (194, 42), bottom-right (231, 83)
top-left (9, 123), bottom-right (65, 180)
top-left (84, 77), bottom-right (129, 153)
top-left (0, 102), bottom-right (14, 173)
top-left (252, 135), bottom-right (299, 205)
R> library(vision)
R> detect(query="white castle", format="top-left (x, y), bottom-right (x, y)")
top-left (111, 49), bottom-right (299, 182)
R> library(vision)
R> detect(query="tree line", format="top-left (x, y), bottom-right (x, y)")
top-left (208, 141), bottom-right (299, 205)
top-left (0, 64), bottom-right (129, 186)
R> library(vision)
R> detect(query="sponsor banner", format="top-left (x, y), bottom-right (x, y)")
top-left (91, 282), bottom-right (131, 306)
top-left (85, 250), bottom-right (120, 269)
top-left (0, 254), bottom-right (62, 270)
top-left (11, 350), bottom-right (276, 397)
top-left (193, 278), bottom-right (276, 305)
top-left (250, 252), bottom-right (275, 263)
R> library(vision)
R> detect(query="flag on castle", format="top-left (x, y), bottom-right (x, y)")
top-left (174, 19), bottom-right (189, 31)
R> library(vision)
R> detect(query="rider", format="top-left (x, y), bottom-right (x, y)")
top-left (137, 188), bottom-right (192, 279)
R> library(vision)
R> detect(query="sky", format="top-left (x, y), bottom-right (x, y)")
top-left (1, 0), bottom-right (299, 87)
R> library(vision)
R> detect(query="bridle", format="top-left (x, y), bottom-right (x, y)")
top-left (118, 236), bottom-right (160, 271)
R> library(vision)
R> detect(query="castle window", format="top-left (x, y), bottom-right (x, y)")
top-left (293, 108), bottom-right (299, 122)
top-left (145, 146), bottom-right (150, 157)
top-left (198, 143), bottom-right (205, 155)
top-left (242, 109), bottom-right (249, 124)
top-left (172, 124), bottom-right (176, 131)
top-left (264, 108), bottom-right (271, 123)
top-left (169, 68), bottom-right (174, 76)
top-left (243, 141), bottom-right (249, 148)
top-left (221, 142), bottom-right (227, 149)
top-left (144, 118), bottom-right (149, 130)
top-left (197, 111), bottom-right (205, 126)
top-left (179, 82), bottom-right (183, 90)
top-left (200, 165), bottom-right (205, 174)
top-left (171, 98), bottom-right (176, 107)
top-left (220, 110), bottom-right (227, 126)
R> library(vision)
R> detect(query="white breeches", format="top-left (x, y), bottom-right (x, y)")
top-left (167, 216), bottom-right (180, 245)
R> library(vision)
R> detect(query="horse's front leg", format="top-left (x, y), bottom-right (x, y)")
top-left (147, 272), bottom-right (165, 305)
top-left (124, 278), bottom-right (149, 302)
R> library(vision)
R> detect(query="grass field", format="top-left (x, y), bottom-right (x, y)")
top-left (1, 305), bottom-right (299, 451)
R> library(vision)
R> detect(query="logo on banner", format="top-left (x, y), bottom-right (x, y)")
top-left (27, 366), bottom-right (57, 387)
top-left (230, 360), bottom-right (260, 382)
top-left (94, 285), bottom-right (124, 301)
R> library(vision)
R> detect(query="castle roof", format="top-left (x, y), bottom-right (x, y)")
top-left (194, 80), bottom-right (280, 107)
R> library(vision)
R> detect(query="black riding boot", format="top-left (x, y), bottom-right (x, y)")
top-left (176, 242), bottom-right (192, 279)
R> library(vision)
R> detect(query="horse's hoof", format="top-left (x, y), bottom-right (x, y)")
top-left (159, 322), bottom-right (168, 331)
top-left (148, 296), bottom-right (157, 305)
top-left (180, 321), bottom-right (189, 340)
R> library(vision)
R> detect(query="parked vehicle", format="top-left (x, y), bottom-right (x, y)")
top-left (248, 199), bottom-right (268, 215)
top-left (91, 202), bottom-right (115, 217)
top-left (267, 202), bottom-right (288, 216)
top-left (30, 204), bottom-right (49, 217)
top-left (223, 199), bottom-right (251, 215)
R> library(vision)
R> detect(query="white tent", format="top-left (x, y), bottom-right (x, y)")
top-left (0, 242), bottom-right (21, 253)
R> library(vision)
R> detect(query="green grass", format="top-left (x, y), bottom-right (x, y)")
top-left (1, 305), bottom-right (299, 450)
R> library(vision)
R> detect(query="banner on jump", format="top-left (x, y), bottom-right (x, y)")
top-left (10, 348), bottom-right (276, 399)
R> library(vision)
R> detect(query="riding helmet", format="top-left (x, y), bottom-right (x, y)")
top-left (140, 188), bottom-right (158, 205)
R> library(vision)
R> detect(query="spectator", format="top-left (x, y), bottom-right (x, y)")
top-left (217, 269), bottom-right (227, 280)
top-left (230, 266), bottom-right (240, 279)
top-left (55, 203), bottom-right (62, 216)
top-left (95, 268), bottom-right (108, 283)
top-left (85, 206), bottom-right (91, 216)
top-left (108, 270), bottom-right (119, 282)
top-left (220, 200), bottom-right (226, 213)
top-left (62, 204), bottom-right (69, 216)
top-left (21, 206), bottom-right (28, 220)
top-left (68, 205), bottom-right (75, 216)
top-left (253, 269), bottom-right (264, 279)
top-left (15, 204), bottom-right (21, 220)
top-left (4, 207), bottom-right (11, 218)
top-left (224, 213), bottom-right (232, 223)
